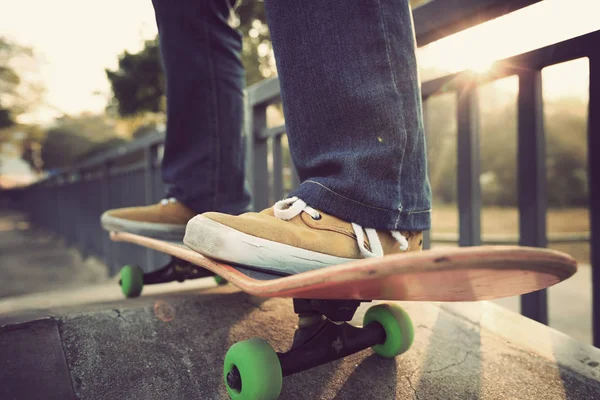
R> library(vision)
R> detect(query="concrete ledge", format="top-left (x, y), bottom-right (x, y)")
top-left (0, 318), bottom-right (74, 400)
top-left (2, 284), bottom-right (600, 399)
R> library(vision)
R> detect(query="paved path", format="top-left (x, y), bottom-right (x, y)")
top-left (1, 210), bottom-right (600, 399)
top-left (0, 210), bottom-right (594, 344)
top-left (3, 285), bottom-right (600, 399)
top-left (0, 211), bottom-right (107, 299)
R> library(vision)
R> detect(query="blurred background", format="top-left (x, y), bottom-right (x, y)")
top-left (0, 0), bottom-right (597, 344)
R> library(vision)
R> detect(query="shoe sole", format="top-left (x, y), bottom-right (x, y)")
top-left (101, 213), bottom-right (186, 241)
top-left (183, 215), bottom-right (356, 275)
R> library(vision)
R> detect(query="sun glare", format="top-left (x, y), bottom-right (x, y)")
top-left (467, 59), bottom-right (496, 74)
top-left (418, 0), bottom-right (600, 80)
top-left (0, 0), bottom-right (599, 122)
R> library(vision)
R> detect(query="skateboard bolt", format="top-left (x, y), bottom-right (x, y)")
top-left (226, 366), bottom-right (242, 391)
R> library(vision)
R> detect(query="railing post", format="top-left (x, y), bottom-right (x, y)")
top-left (456, 78), bottom-right (481, 246)
top-left (422, 98), bottom-right (432, 250)
top-left (290, 167), bottom-right (300, 191)
top-left (74, 173), bottom-right (84, 251)
top-left (145, 145), bottom-right (158, 268)
top-left (518, 70), bottom-right (548, 324)
top-left (273, 135), bottom-right (284, 202)
top-left (101, 162), bottom-right (114, 273)
top-left (78, 177), bottom-right (87, 258)
top-left (588, 54), bottom-right (600, 347)
top-left (249, 102), bottom-right (269, 211)
top-left (244, 92), bottom-right (255, 209)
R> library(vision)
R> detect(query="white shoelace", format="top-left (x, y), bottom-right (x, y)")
top-left (273, 196), bottom-right (409, 258)
top-left (160, 197), bottom-right (177, 205)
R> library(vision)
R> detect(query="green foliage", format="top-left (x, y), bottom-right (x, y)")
top-left (424, 86), bottom-right (589, 208)
top-left (0, 36), bottom-right (34, 129)
top-left (0, 37), bottom-right (43, 124)
top-left (0, 109), bottom-right (13, 129)
top-left (41, 127), bottom-right (94, 170)
top-left (106, 1), bottom-right (274, 116)
top-left (0, 36), bottom-right (44, 173)
top-left (40, 114), bottom-right (121, 169)
top-left (545, 98), bottom-right (588, 207)
top-left (424, 93), bottom-right (458, 204)
top-left (106, 38), bottom-right (165, 117)
top-left (236, 1), bottom-right (274, 86)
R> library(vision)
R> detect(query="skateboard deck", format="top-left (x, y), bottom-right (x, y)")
top-left (110, 231), bottom-right (576, 302)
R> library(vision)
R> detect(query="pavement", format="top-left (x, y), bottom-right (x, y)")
top-left (0, 211), bottom-right (107, 299)
top-left (1, 210), bottom-right (600, 399)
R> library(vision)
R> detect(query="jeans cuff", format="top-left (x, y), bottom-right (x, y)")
top-left (290, 181), bottom-right (431, 231)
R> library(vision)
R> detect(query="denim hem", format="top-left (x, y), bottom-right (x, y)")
top-left (290, 181), bottom-right (431, 231)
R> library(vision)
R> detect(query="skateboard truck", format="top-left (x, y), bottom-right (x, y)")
top-left (226, 298), bottom-right (388, 393)
top-left (280, 299), bottom-right (386, 376)
top-left (141, 257), bottom-right (214, 284)
top-left (118, 257), bottom-right (226, 298)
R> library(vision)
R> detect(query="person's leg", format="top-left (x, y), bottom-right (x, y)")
top-left (185, 0), bottom-right (431, 273)
top-left (156, 0), bottom-right (251, 215)
top-left (267, 0), bottom-right (431, 232)
top-left (101, 0), bottom-right (251, 240)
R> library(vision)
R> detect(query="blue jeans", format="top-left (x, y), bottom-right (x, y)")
top-left (152, 0), bottom-right (251, 216)
top-left (152, 0), bottom-right (432, 231)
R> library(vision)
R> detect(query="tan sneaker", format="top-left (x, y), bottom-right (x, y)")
top-left (184, 197), bottom-right (422, 274)
top-left (101, 198), bottom-right (196, 240)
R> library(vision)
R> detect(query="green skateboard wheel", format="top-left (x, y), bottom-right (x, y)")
top-left (214, 275), bottom-right (228, 285)
top-left (223, 338), bottom-right (282, 400)
top-left (120, 265), bottom-right (144, 298)
top-left (363, 303), bottom-right (414, 358)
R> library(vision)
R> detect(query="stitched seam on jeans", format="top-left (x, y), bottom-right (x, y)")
top-left (376, 0), bottom-right (408, 229)
top-left (303, 180), bottom-right (430, 216)
top-left (304, 180), bottom-right (391, 211)
top-left (205, 10), bottom-right (221, 210)
top-left (403, 208), bottom-right (431, 215)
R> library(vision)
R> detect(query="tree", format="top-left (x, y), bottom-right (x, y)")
top-left (0, 37), bottom-right (44, 128)
top-left (0, 37), bottom-right (45, 174)
top-left (40, 114), bottom-right (121, 170)
top-left (0, 37), bottom-right (21, 129)
top-left (106, 38), bottom-right (164, 117)
top-left (424, 82), bottom-right (589, 208)
top-left (106, 1), bottom-right (275, 117)
top-left (236, 1), bottom-right (273, 86)
top-left (41, 127), bottom-right (95, 170)
top-left (545, 98), bottom-right (588, 207)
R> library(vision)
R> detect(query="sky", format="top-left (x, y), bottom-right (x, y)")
top-left (0, 0), bottom-right (158, 122)
top-left (0, 0), bottom-right (599, 124)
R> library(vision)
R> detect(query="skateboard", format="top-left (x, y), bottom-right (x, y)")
top-left (111, 231), bottom-right (576, 400)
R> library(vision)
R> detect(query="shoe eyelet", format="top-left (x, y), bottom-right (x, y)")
top-left (311, 214), bottom-right (322, 221)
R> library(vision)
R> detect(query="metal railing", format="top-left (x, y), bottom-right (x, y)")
top-left (4, 2), bottom-right (598, 346)
top-left (245, 30), bottom-right (599, 344)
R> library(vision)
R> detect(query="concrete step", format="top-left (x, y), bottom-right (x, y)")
top-left (2, 281), bottom-right (600, 400)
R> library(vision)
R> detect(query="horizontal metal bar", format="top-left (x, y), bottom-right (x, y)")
top-left (75, 129), bottom-right (165, 171)
top-left (422, 30), bottom-right (600, 98)
top-left (430, 232), bottom-right (590, 244)
top-left (260, 125), bottom-right (287, 140)
top-left (27, 30), bottom-right (600, 190)
top-left (109, 162), bottom-right (147, 176)
top-left (413, 0), bottom-right (541, 47)
top-left (247, 77), bottom-right (281, 108)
